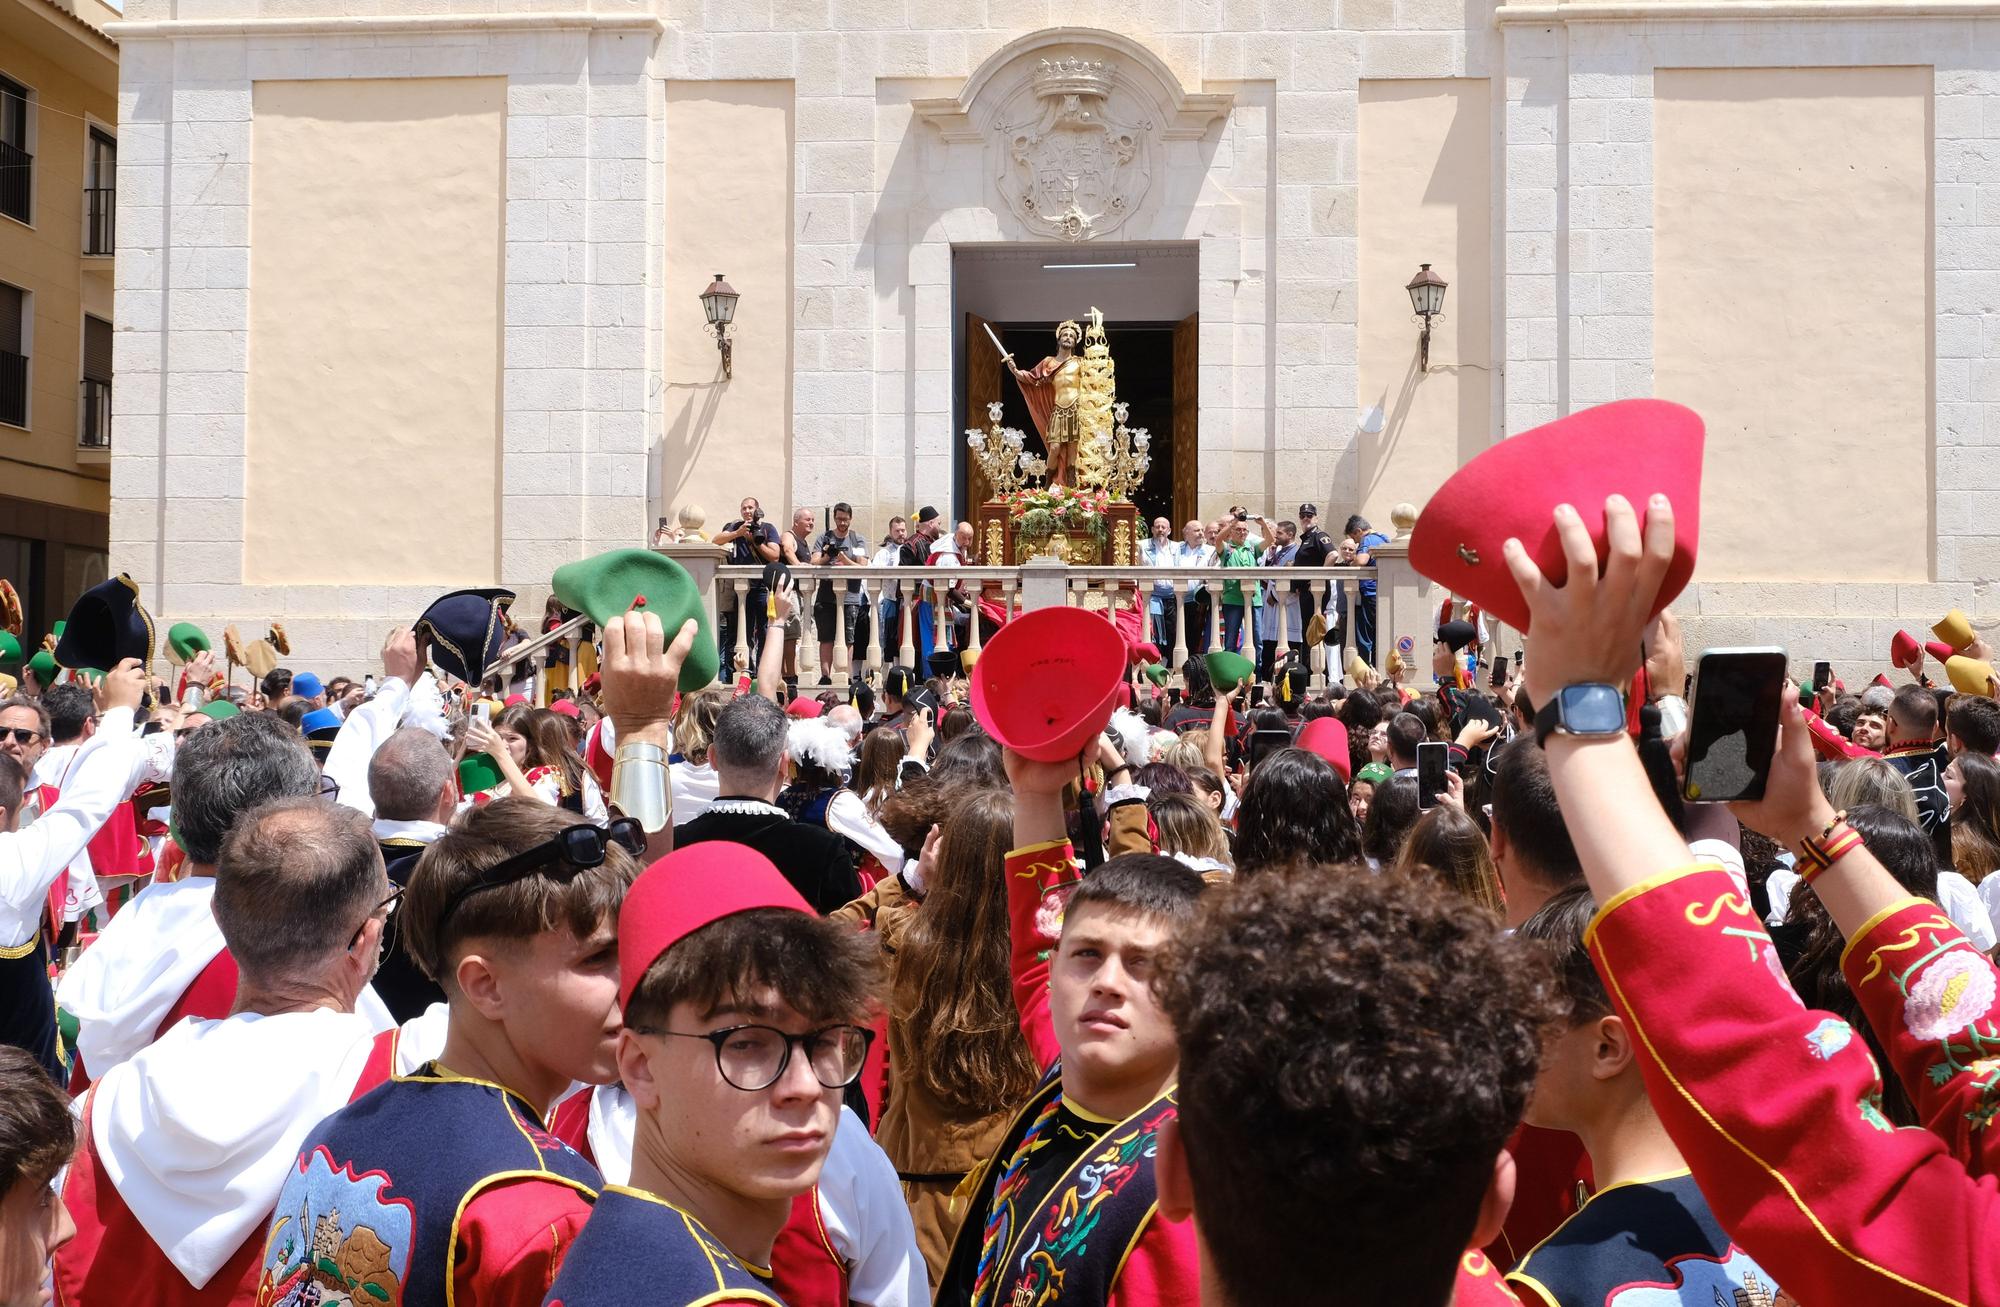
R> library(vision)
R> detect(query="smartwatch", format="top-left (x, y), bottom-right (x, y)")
top-left (1533, 683), bottom-right (1627, 748)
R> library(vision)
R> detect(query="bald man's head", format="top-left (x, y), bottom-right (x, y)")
top-left (368, 728), bottom-right (457, 823)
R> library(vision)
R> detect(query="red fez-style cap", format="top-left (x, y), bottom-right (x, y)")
top-left (786, 696), bottom-right (824, 719)
top-left (504, 693), bottom-right (529, 707)
top-left (549, 698), bottom-right (582, 719)
top-left (1891, 630), bottom-right (1923, 671)
top-left (1409, 399), bottom-right (1704, 633)
top-left (617, 842), bottom-right (811, 1010)
top-left (1295, 717), bottom-right (1351, 782)
top-left (972, 605), bottom-right (1127, 763)
top-left (1872, 673), bottom-right (1894, 689)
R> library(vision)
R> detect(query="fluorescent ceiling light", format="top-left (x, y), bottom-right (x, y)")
top-left (1040, 261), bottom-right (1137, 270)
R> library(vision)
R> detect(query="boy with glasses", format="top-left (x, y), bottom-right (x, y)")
top-left (257, 802), bottom-right (642, 1307)
top-left (545, 840), bottom-right (883, 1306)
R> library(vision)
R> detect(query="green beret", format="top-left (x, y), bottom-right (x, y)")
top-left (551, 548), bottom-right (716, 691)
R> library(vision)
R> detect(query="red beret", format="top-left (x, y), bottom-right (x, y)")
top-left (1409, 399), bottom-right (1703, 632)
top-left (549, 699), bottom-right (581, 719)
top-left (786, 697), bottom-right (824, 719)
top-left (504, 693), bottom-right (529, 708)
top-left (1295, 717), bottom-right (1351, 782)
top-left (971, 606), bottom-right (1126, 763)
top-left (618, 842), bottom-right (811, 1011)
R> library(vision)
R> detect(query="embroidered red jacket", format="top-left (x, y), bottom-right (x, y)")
top-left (1587, 865), bottom-right (2000, 1306)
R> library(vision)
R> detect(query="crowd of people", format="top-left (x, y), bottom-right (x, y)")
top-left (7, 409), bottom-right (2000, 1305)
top-left (657, 495), bottom-right (1397, 683)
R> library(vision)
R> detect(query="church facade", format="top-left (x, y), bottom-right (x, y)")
top-left (105, 0), bottom-right (1997, 667)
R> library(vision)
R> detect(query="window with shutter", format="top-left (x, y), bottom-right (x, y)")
top-left (85, 129), bottom-right (114, 253)
top-left (0, 281), bottom-right (25, 427)
top-left (0, 77), bottom-right (30, 225)
top-left (83, 315), bottom-right (111, 382)
top-left (79, 313), bottom-right (110, 448)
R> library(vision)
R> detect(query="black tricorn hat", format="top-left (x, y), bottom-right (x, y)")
top-left (53, 574), bottom-right (155, 673)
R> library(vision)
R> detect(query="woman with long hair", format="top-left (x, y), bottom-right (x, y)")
top-left (1361, 775), bottom-right (1421, 869)
top-left (1391, 804), bottom-right (1505, 915)
top-left (1948, 750), bottom-right (2000, 885)
top-left (465, 704), bottom-right (607, 819)
top-left (1231, 748), bottom-right (1362, 879)
top-left (838, 785), bottom-right (1037, 1281)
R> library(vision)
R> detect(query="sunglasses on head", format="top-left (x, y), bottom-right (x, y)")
top-left (435, 818), bottom-right (645, 938)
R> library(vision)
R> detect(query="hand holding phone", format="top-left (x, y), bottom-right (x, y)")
top-left (1417, 740), bottom-right (1449, 809)
top-left (1683, 647), bottom-right (1788, 802)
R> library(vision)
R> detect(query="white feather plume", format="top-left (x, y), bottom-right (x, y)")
top-left (788, 718), bottom-right (855, 777)
top-left (1108, 707), bottom-right (1152, 769)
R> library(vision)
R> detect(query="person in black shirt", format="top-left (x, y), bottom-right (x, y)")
top-left (672, 694), bottom-right (860, 914)
top-left (1291, 501), bottom-right (1333, 645)
top-left (712, 495), bottom-right (782, 678)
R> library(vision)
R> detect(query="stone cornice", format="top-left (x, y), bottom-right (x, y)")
top-left (1498, 0), bottom-right (2000, 21)
top-left (104, 10), bottom-right (661, 40)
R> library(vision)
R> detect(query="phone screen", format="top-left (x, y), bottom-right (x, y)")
top-left (1812, 660), bottom-right (1832, 693)
top-left (1490, 658), bottom-right (1509, 688)
top-left (1417, 741), bottom-right (1448, 809)
top-left (1684, 648), bottom-right (1789, 802)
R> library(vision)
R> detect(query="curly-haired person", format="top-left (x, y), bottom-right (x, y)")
top-left (1154, 865), bottom-right (1561, 1307)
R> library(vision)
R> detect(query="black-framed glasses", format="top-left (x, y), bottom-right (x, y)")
top-left (349, 882), bottom-right (405, 951)
top-left (435, 818), bottom-right (645, 938)
top-left (317, 774), bottom-right (340, 800)
top-left (1, 727), bottom-right (44, 746)
top-left (632, 1023), bottom-right (875, 1092)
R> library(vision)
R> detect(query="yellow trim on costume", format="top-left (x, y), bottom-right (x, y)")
top-left (1839, 896), bottom-right (1937, 972)
top-left (1582, 865), bottom-right (1713, 948)
top-left (1595, 948), bottom-right (1972, 1304)
top-left (398, 1062), bottom-right (548, 1124)
top-left (597, 1186), bottom-right (787, 1305)
top-left (1574, 1167), bottom-right (1692, 1207)
top-left (1066, 1097), bottom-right (1125, 1126)
top-left (0, 929), bottom-right (40, 960)
top-left (1008, 838), bottom-right (1072, 859)
top-left (1503, 1270), bottom-right (1565, 1307)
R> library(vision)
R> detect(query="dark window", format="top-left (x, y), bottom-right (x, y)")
top-left (0, 76), bottom-right (29, 225)
top-left (80, 314), bottom-right (110, 448)
top-left (0, 282), bottom-right (25, 428)
top-left (85, 128), bottom-right (113, 255)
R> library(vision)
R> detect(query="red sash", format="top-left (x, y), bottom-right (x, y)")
top-left (546, 1088), bottom-right (849, 1304)
top-left (54, 1028), bottom-right (397, 1307)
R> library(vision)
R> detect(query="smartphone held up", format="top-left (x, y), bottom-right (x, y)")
top-left (1681, 647), bottom-right (1788, 803)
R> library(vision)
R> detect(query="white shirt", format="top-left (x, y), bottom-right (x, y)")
top-left (1179, 541), bottom-right (1218, 596)
top-left (871, 543), bottom-right (906, 596)
top-left (826, 789), bottom-right (906, 868)
top-left (30, 719), bottom-right (172, 922)
top-left (1, 706), bottom-right (145, 946)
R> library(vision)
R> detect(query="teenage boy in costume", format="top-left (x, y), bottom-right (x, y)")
top-left (544, 842), bottom-right (883, 1306)
top-left (933, 745), bottom-right (1207, 1307)
top-left (1506, 886), bottom-right (1782, 1305)
top-left (257, 610), bottom-right (693, 1307)
top-left (1152, 868), bottom-right (1556, 1307)
top-left (1514, 491), bottom-right (2000, 1305)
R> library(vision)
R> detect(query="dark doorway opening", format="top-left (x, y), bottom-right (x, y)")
top-left (965, 322), bottom-right (1177, 526)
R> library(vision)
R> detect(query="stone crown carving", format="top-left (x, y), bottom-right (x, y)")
top-left (1034, 57), bottom-right (1113, 99)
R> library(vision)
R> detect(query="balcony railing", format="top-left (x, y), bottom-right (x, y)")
top-left (79, 377), bottom-right (110, 449)
top-left (0, 141), bottom-right (28, 225)
top-left (706, 562), bottom-right (1381, 687)
top-left (84, 187), bottom-right (113, 255)
top-left (0, 350), bottom-right (25, 428)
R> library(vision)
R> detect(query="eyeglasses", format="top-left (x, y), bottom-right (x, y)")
top-left (435, 818), bottom-right (645, 938)
top-left (631, 1023), bottom-right (875, 1092)
top-left (317, 774), bottom-right (340, 800)
top-left (1, 728), bottom-right (44, 746)
top-left (349, 881), bottom-right (405, 951)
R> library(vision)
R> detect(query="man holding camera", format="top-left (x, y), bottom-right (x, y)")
top-left (712, 495), bottom-right (782, 678)
top-left (811, 502), bottom-right (872, 684)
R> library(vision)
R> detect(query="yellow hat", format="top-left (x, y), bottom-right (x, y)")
top-left (0, 672), bottom-right (14, 696)
top-left (1934, 609), bottom-right (1976, 654)
top-left (1947, 654), bottom-right (1997, 698)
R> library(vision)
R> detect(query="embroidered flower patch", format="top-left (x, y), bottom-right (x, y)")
top-left (1905, 950), bottom-right (1997, 1043)
top-left (1804, 1018), bottom-right (1853, 1061)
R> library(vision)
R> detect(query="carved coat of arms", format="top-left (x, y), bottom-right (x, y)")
top-left (994, 58), bottom-right (1152, 242)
